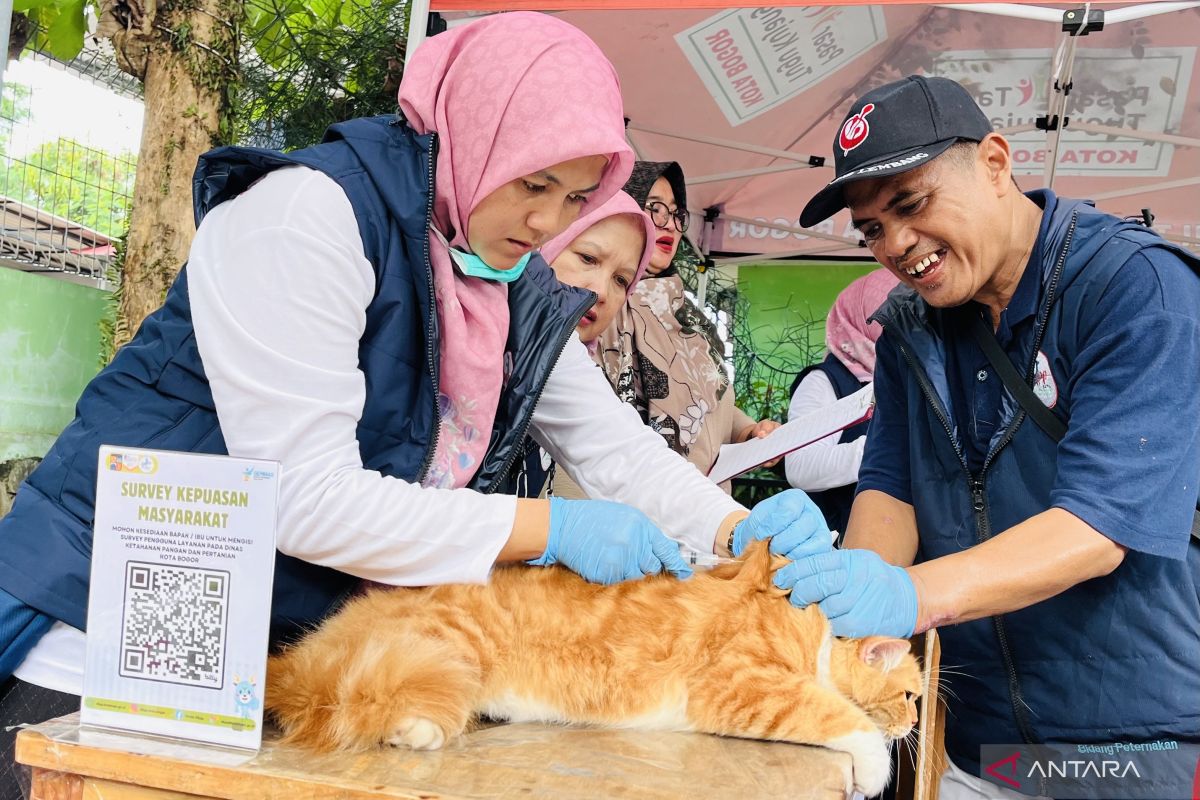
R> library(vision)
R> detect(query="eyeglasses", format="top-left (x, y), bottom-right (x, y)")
top-left (644, 200), bottom-right (689, 233)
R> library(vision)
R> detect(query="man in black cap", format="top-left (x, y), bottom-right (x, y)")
top-left (774, 75), bottom-right (1200, 798)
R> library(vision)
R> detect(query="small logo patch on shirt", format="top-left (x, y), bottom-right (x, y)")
top-left (1033, 351), bottom-right (1057, 408)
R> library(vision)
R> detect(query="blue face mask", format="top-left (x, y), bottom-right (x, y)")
top-left (431, 227), bottom-right (531, 284)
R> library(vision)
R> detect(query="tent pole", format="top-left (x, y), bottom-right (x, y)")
top-left (626, 122), bottom-right (825, 165)
top-left (688, 163), bottom-right (818, 185)
top-left (407, 0), bottom-right (433, 53)
top-left (1088, 176), bottom-right (1200, 202)
top-left (1041, 5), bottom-right (1091, 189)
top-left (1104, 2), bottom-right (1200, 25)
top-left (715, 247), bottom-right (855, 267)
top-left (1162, 232), bottom-right (1199, 249)
top-left (1066, 122), bottom-right (1200, 150)
top-left (995, 123), bottom-right (1040, 136)
top-left (696, 207), bottom-right (719, 307)
top-left (936, 3), bottom-right (1064, 23)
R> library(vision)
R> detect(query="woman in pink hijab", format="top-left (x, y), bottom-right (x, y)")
top-left (784, 268), bottom-right (900, 537)
top-left (183, 16), bottom-right (754, 590)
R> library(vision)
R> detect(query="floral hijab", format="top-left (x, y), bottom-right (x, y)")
top-left (397, 12), bottom-right (632, 488)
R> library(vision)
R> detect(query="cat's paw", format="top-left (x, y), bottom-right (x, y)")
top-left (829, 729), bottom-right (890, 797)
top-left (386, 716), bottom-right (446, 750)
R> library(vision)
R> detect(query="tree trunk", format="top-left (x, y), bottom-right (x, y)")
top-left (8, 12), bottom-right (35, 62)
top-left (100, 0), bottom-right (241, 349)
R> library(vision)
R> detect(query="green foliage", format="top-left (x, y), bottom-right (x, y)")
top-left (1, 137), bottom-right (137, 237)
top-left (13, 0), bottom-right (96, 61)
top-left (236, 0), bottom-right (407, 149)
top-left (0, 85), bottom-right (34, 156)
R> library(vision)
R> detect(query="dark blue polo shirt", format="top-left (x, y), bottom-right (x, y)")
top-left (858, 208), bottom-right (1200, 559)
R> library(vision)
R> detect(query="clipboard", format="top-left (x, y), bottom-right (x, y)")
top-left (707, 384), bottom-right (874, 486)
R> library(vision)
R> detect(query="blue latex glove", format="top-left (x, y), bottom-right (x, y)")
top-left (733, 489), bottom-right (833, 560)
top-left (529, 497), bottom-right (694, 584)
top-left (774, 549), bottom-right (918, 638)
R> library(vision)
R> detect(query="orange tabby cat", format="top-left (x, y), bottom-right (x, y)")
top-left (267, 541), bottom-right (920, 796)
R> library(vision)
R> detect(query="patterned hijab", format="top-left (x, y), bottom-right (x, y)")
top-left (825, 268), bottom-right (900, 382)
top-left (398, 12), bottom-right (632, 489)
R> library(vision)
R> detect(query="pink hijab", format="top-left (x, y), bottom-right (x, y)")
top-left (541, 191), bottom-right (656, 299)
top-left (825, 268), bottom-right (901, 382)
top-left (397, 13), bottom-right (632, 489)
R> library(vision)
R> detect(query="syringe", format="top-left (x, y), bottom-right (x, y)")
top-left (680, 529), bottom-right (840, 569)
top-left (679, 548), bottom-right (737, 568)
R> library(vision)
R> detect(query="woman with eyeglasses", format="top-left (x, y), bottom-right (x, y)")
top-left (593, 161), bottom-right (780, 490)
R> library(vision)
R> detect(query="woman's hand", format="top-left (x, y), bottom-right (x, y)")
top-left (737, 418), bottom-right (782, 466)
top-left (732, 489), bottom-right (832, 560)
top-left (528, 497), bottom-right (694, 584)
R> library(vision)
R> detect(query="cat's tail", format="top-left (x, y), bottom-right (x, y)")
top-left (267, 627), bottom-right (481, 752)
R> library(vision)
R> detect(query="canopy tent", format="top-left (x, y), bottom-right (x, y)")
top-left (407, 0), bottom-right (1200, 298)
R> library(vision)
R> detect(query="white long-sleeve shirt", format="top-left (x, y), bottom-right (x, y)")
top-left (784, 370), bottom-right (868, 492)
top-left (16, 167), bottom-right (743, 694)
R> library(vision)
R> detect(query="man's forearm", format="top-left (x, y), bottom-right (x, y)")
top-left (843, 489), bottom-right (920, 566)
top-left (906, 507), bottom-right (1126, 633)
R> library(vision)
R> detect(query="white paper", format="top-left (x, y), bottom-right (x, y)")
top-left (708, 384), bottom-right (874, 486)
top-left (82, 446), bottom-right (279, 751)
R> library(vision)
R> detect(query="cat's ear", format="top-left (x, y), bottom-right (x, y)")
top-left (233, 674), bottom-right (240, 684)
top-left (857, 637), bottom-right (911, 672)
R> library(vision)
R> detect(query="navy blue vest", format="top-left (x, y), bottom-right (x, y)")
top-left (873, 190), bottom-right (1200, 779)
top-left (0, 116), bottom-right (594, 643)
top-left (790, 354), bottom-right (869, 536)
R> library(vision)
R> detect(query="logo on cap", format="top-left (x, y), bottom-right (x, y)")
top-left (839, 103), bottom-right (875, 156)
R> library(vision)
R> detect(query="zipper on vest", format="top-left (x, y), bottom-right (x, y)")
top-left (970, 475), bottom-right (1041, 755)
top-left (965, 210), bottom-right (1075, 476)
top-left (1023, 211), bottom-right (1075, 384)
top-left (415, 132), bottom-right (441, 485)
top-left (960, 214), bottom-right (1075, 762)
top-left (896, 341), bottom-right (1041, 751)
top-left (479, 291), bottom-right (595, 495)
top-left (976, 212), bottom-right (1076, 475)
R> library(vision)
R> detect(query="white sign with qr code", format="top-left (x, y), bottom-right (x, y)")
top-left (83, 446), bottom-right (279, 751)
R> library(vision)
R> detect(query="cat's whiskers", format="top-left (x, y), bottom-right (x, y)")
top-left (935, 684), bottom-right (962, 705)
top-left (903, 731), bottom-right (919, 773)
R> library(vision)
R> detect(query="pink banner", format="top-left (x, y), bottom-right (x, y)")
top-left (439, 5), bottom-right (1200, 257)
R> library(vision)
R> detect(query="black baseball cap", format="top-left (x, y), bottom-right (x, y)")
top-left (799, 75), bottom-right (993, 228)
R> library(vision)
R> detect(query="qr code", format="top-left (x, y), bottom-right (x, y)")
top-left (120, 561), bottom-right (230, 689)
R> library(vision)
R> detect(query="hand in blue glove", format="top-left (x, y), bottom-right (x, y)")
top-left (733, 489), bottom-right (833, 560)
top-left (528, 497), bottom-right (694, 585)
top-left (774, 549), bottom-right (918, 638)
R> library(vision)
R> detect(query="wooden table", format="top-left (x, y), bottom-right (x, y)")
top-left (16, 714), bottom-right (854, 799)
top-left (15, 631), bottom-right (945, 800)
